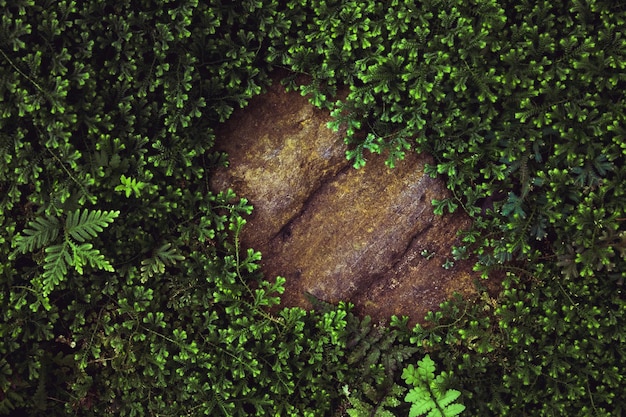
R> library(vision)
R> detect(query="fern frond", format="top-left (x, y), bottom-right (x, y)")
top-left (41, 242), bottom-right (70, 295)
top-left (65, 209), bottom-right (120, 242)
top-left (141, 243), bottom-right (185, 281)
top-left (13, 215), bottom-right (60, 254)
top-left (154, 242), bottom-right (185, 264)
top-left (405, 388), bottom-right (433, 416)
top-left (141, 256), bottom-right (165, 280)
top-left (402, 355), bottom-right (466, 417)
top-left (437, 389), bottom-right (462, 408)
top-left (70, 242), bottom-right (114, 275)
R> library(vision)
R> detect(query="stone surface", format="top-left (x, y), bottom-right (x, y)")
top-left (210, 73), bottom-right (498, 326)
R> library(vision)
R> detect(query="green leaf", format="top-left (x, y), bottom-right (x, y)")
top-left (71, 242), bottom-right (114, 275)
top-left (41, 242), bottom-right (70, 295)
top-left (402, 355), bottom-right (465, 417)
top-left (12, 215), bottom-right (60, 254)
top-left (154, 242), bottom-right (185, 264)
top-left (443, 403), bottom-right (466, 417)
top-left (432, 198), bottom-right (458, 216)
top-left (437, 389), bottom-right (461, 408)
top-left (65, 209), bottom-right (120, 242)
top-left (141, 256), bottom-right (165, 280)
top-left (501, 192), bottom-right (526, 219)
top-left (141, 243), bottom-right (185, 281)
top-left (115, 174), bottom-right (146, 198)
top-left (407, 390), bottom-right (435, 417)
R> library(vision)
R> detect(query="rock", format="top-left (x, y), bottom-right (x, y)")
top-left (210, 73), bottom-right (498, 326)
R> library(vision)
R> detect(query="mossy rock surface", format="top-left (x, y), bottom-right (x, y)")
top-left (211, 73), bottom-right (501, 325)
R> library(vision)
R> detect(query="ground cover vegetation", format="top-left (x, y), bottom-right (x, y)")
top-left (1, 0), bottom-right (624, 415)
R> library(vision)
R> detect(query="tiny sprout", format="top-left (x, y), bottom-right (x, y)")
top-left (442, 259), bottom-right (455, 270)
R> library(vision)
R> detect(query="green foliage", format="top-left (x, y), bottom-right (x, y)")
top-left (11, 209), bottom-right (119, 300)
top-left (2, 0), bottom-right (626, 416)
top-left (344, 383), bottom-right (405, 417)
top-left (0, 1), bottom-right (355, 415)
top-left (411, 272), bottom-right (626, 416)
top-left (402, 355), bottom-right (465, 417)
top-left (273, 0), bottom-right (626, 285)
top-left (114, 174), bottom-right (146, 198)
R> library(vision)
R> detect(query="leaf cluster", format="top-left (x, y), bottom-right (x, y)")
top-left (401, 355), bottom-right (465, 417)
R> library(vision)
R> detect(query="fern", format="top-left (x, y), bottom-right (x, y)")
top-left (12, 215), bottom-right (60, 254)
top-left (345, 383), bottom-right (405, 417)
top-left (65, 209), bottom-right (119, 242)
top-left (402, 355), bottom-right (465, 417)
top-left (141, 242), bottom-right (186, 281)
top-left (42, 243), bottom-right (70, 295)
top-left (69, 241), bottom-right (115, 275)
top-left (11, 209), bottom-right (120, 299)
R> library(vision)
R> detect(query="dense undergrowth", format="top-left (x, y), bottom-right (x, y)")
top-left (1, 0), bottom-right (625, 415)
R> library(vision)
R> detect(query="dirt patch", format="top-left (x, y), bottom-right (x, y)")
top-left (211, 72), bottom-right (500, 326)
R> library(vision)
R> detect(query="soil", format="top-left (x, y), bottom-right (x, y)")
top-left (210, 71), bottom-right (502, 327)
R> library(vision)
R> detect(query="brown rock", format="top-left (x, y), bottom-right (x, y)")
top-left (210, 73), bottom-right (497, 326)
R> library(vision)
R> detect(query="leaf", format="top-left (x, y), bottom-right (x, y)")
top-left (115, 174), bottom-right (146, 198)
top-left (417, 355), bottom-right (436, 381)
top-left (402, 364), bottom-right (419, 385)
top-left (71, 242), bottom-right (114, 275)
top-left (65, 209), bottom-right (120, 242)
top-left (443, 403), bottom-right (466, 417)
top-left (141, 256), bottom-right (165, 280)
top-left (501, 192), bottom-right (526, 219)
top-left (432, 198), bottom-right (458, 216)
top-left (155, 242), bottom-right (185, 264)
top-left (141, 243), bottom-right (185, 281)
top-left (41, 243), bottom-right (70, 295)
top-left (12, 215), bottom-right (60, 254)
top-left (405, 386), bottom-right (431, 405)
top-left (406, 391), bottom-right (435, 417)
top-left (437, 389), bottom-right (461, 408)
top-left (403, 355), bottom-right (465, 417)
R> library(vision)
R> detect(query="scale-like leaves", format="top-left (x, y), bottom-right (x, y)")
top-left (501, 192), bottom-right (526, 219)
top-left (65, 209), bottom-right (120, 242)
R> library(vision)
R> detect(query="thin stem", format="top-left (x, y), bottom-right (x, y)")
top-left (0, 47), bottom-right (46, 94)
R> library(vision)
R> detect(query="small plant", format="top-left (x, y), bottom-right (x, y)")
top-left (10, 209), bottom-right (119, 303)
top-left (343, 384), bottom-right (405, 417)
top-left (441, 259), bottom-right (455, 270)
top-left (401, 355), bottom-right (465, 417)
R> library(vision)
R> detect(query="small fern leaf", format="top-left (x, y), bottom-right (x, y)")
top-left (155, 242), bottom-right (185, 264)
top-left (346, 395), bottom-right (371, 417)
top-left (437, 389), bottom-right (461, 408)
top-left (418, 355), bottom-right (436, 381)
top-left (41, 243), bottom-right (70, 295)
top-left (13, 215), bottom-right (60, 254)
top-left (141, 256), bottom-right (165, 281)
top-left (442, 403), bottom-right (465, 417)
top-left (140, 243), bottom-right (185, 281)
top-left (406, 389), bottom-right (435, 417)
top-left (66, 209), bottom-right (120, 242)
top-left (71, 242), bottom-right (114, 274)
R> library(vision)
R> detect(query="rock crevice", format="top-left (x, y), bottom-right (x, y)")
top-left (210, 74), bottom-right (498, 325)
